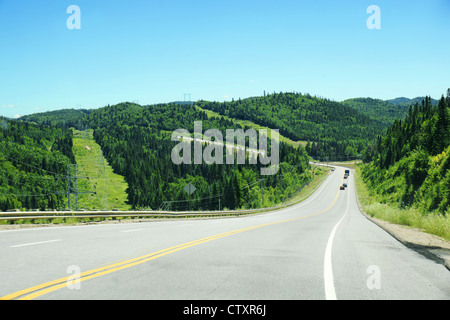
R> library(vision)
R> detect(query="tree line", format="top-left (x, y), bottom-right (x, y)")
top-left (361, 90), bottom-right (450, 215)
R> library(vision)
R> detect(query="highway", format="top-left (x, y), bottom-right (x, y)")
top-left (0, 166), bottom-right (449, 300)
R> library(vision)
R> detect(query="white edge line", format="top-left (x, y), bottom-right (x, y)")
top-left (10, 239), bottom-right (62, 248)
top-left (324, 177), bottom-right (350, 300)
top-left (120, 229), bottom-right (144, 233)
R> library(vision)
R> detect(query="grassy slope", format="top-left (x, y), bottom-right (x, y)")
top-left (195, 105), bottom-right (307, 148)
top-left (353, 164), bottom-right (449, 241)
top-left (72, 129), bottom-right (131, 211)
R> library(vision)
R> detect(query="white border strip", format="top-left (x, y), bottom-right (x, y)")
top-left (324, 179), bottom-right (350, 300)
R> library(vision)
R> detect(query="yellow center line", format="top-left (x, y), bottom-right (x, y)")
top-left (1, 177), bottom-right (343, 300)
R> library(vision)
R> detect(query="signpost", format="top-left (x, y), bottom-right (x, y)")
top-left (184, 183), bottom-right (196, 211)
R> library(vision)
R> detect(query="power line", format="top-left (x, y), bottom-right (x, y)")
top-left (0, 154), bottom-right (67, 178)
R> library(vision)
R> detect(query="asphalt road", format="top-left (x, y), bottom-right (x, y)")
top-left (1, 166), bottom-right (449, 300)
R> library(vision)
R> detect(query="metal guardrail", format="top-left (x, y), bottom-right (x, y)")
top-left (0, 210), bottom-right (259, 221)
top-left (0, 168), bottom-right (332, 223)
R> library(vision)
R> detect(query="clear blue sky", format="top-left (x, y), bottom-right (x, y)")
top-left (1, 0), bottom-right (449, 118)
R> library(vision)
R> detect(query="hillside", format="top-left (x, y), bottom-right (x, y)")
top-left (341, 98), bottom-right (410, 127)
top-left (362, 93), bottom-right (450, 215)
top-left (5, 89), bottom-right (449, 214)
top-left (9, 101), bottom-right (314, 211)
top-left (19, 109), bottom-right (92, 129)
top-left (84, 102), bottom-right (311, 211)
top-left (0, 117), bottom-right (75, 211)
top-left (386, 97), bottom-right (439, 107)
top-left (196, 92), bottom-right (385, 161)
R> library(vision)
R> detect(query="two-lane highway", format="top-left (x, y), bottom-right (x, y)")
top-left (1, 166), bottom-right (449, 300)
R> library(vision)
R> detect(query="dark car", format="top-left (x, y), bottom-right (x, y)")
top-left (340, 185), bottom-right (345, 190)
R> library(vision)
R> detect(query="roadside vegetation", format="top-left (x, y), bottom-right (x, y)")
top-left (355, 165), bottom-right (450, 241)
top-left (0, 165), bottom-right (330, 226)
top-left (356, 91), bottom-right (449, 241)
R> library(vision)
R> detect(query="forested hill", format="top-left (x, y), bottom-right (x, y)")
top-left (19, 109), bottom-right (92, 129)
top-left (18, 92), bottom-right (401, 162)
top-left (386, 97), bottom-right (439, 107)
top-left (5, 90), bottom-right (447, 213)
top-left (341, 98), bottom-right (410, 127)
top-left (196, 92), bottom-right (385, 161)
top-left (342, 97), bottom-right (440, 128)
top-left (3, 103), bottom-right (312, 211)
top-left (362, 92), bottom-right (450, 215)
top-left (83, 102), bottom-right (311, 211)
top-left (0, 118), bottom-right (75, 211)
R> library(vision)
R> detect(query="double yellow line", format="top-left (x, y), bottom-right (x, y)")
top-left (2, 180), bottom-right (343, 300)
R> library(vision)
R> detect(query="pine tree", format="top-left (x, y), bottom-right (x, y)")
top-left (433, 96), bottom-right (449, 155)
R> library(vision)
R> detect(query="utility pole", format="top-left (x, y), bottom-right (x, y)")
top-left (279, 166), bottom-right (283, 189)
top-left (184, 93), bottom-right (191, 104)
top-left (97, 149), bottom-right (108, 210)
top-left (260, 179), bottom-right (264, 207)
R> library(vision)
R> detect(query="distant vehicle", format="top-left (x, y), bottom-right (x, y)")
top-left (345, 169), bottom-right (350, 175)
top-left (344, 175), bottom-right (348, 179)
top-left (340, 185), bottom-right (345, 190)
top-left (343, 183), bottom-right (348, 188)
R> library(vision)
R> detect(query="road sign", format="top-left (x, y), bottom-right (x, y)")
top-left (184, 183), bottom-right (196, 196)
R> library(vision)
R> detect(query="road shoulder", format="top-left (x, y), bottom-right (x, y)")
top-left (355, 196), bottom-right (450, 271)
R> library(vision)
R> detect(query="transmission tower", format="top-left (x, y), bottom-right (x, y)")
top-left (66, 164), bottom-right (95, 211)
top-left (97, 149), bottom-right (108, 210)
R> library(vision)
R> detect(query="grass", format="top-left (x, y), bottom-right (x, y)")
top-left (285, 166), bottom-right (330, 204)
top-left (354, 164), bottom-right (450, 241)
top-left (72, 129), bottom-right (132, 211)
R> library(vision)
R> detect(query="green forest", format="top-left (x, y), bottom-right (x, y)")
top-left (1, 89), bottom-right (449, 218)
top-left (86, 102), bottom-right (312, 211)
top-left (0, 118), bottom-right (75, 211)
top-left (197, 92), bottom-right (385, 161)
top-left (361, 92), bottom-right (450, 215)
top-left (2, 102), bottom-right (313, 211)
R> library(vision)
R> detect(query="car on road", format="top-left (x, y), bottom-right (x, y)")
top-left (343, 183), bottom-right (348, 188)
top-left (340, 185), bottom-right (345, 190)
